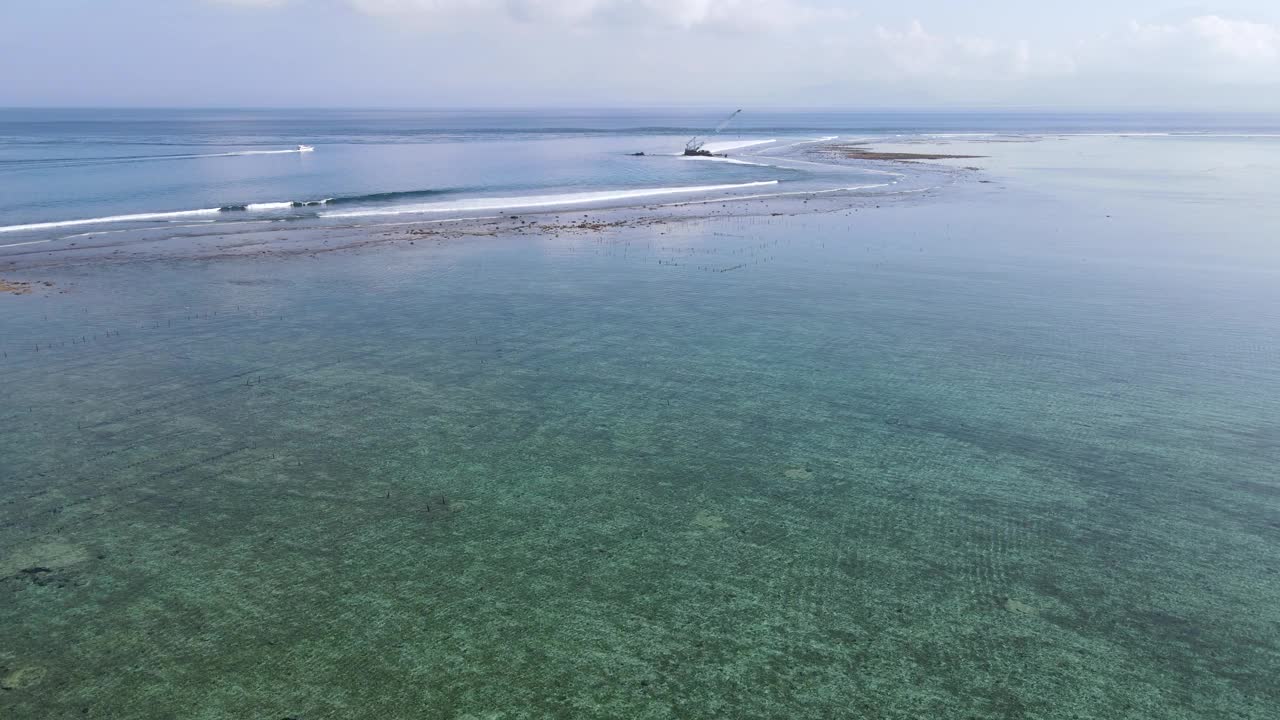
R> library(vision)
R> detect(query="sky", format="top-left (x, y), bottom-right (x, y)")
top-left (2, 0), bottom-right (1279, 109)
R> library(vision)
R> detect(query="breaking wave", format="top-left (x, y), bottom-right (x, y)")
top-left (320, 181), bottom-right (781, 219)
top-left (324, 189), bottom-right (454, 206)
top-left (0, 182), bottom-right (785, 234)
top-left (0, 208), bottom-right (224, 234)
top-left (0, 188), bottom-right (467, 233)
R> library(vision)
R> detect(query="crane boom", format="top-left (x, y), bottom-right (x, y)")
top-left (713, 109), bottom-right (742, 134)
top-left (685, 108), bottom-right (744, 155)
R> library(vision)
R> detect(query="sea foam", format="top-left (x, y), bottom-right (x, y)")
top-left (0, 208), bottom-right (222, 234)
top-left (321, 181), bottom-right (781, 219)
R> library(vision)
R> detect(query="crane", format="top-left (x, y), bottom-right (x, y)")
top-left (684, 109), bottom-right (742, 156)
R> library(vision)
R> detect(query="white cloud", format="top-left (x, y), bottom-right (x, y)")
top-left (1090, 15), bottom-right (1280, 83)
top-left (870, 14), bottom-right (1280, 97)
top-left (346, 0), bottom-right (850, 33)
top-left (1193, 15), bottom-right (1280, 63)
top-left (874, 20), bottom-right (1074, 81)
top-left (189, 1), bottom-right (1280, 108)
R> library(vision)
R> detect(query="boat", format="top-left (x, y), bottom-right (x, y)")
top-left (297, 145), bottom-right (315, 153)
top-left (683, 108), bottom-right (741, 158)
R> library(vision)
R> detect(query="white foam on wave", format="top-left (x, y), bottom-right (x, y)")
top-left (0, 208), bottom-right (222, 234)
top-left (0, 239), bottom-right (52, 249)
top-left (683, 156), bottom-right (772, 167)
top-left (697, 139), bottom-right (778, 154)
top-left (321, 181), bottom-right (781, 219)
top-left (363, 216), bottom-right (503, 229)
top-left (753, 152), bottom-right (907, 180)
top-left (662, 182), bottom-right (895, 208)
top-left (761, 136), bottom-right (841, 154)
top-left (1070, 132), bottom-right (1173, 137)
top-left (788, 136), bottom-right (840, 146)
top-left (245, 201), bottom-right (295, 211)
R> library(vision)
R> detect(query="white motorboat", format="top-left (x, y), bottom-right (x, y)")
top-left (297, 145), bottom-right (315, 153)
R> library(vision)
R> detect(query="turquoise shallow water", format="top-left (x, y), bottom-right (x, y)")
top-left (2, 135), bottom-right (1280, 718)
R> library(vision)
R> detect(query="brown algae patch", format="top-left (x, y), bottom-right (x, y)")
top-left (692, 510), bottom-right (729, 531)
top-left (830, 143), bottom-right (986, 162)
top-left (0, 278), bottom-right (33, 295)
top-left (1, 541), bottom-right (90, 577)
top-left (1, 665), bottom-right (47, 691)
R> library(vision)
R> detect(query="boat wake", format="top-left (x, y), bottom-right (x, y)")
top-left (0, 147), bottom-right (314, 171)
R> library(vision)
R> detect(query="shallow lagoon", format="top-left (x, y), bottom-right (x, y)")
top-left (2, 136), bottom-right (1279, 718)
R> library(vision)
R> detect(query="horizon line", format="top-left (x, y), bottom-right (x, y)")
top-left (3, 105), bottom-right (1279, 115)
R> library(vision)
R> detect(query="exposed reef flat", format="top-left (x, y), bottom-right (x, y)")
top-left (0, 170), bottom-right (963, 276)
top-left (826, 143), bottom-right (987, 162)
top-left (0, 278), bottom-right (32, 294)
